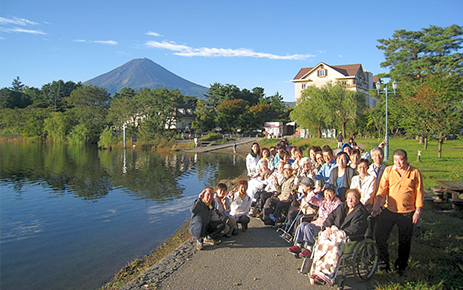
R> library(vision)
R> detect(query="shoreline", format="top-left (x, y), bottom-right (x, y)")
top-left (102, 139), bottom-right (258, 289)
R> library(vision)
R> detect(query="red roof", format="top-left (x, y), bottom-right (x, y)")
top-left (293, 63), bottom-right (363, 80)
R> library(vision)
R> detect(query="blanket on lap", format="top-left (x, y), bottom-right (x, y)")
top-left (309, 226), bottom-right (347, 286)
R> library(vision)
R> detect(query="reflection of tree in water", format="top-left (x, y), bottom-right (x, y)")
top-left (105, 150), bottom-right (186, 203)
top-left (193, 153), bottom-right (246, 186)
top-left (1, 143), bottom-right (245, 202)
top-left (1, 143), bottom-right (111, 199)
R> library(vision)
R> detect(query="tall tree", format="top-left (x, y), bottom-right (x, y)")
top-left (290, 85), bottom-right (329, 138)
top-left (377, 24), bottom-right (463, 82)
top-left (216, 99), bottom-right (249, 133)
top-left (377, 25), bottom-right (463, 157)
top-left (11, 76), bottom-right (25, 92)
top-left (191, 99), bottom-right (216, 132)
top-left (65, 85), bottom-right (111, 143)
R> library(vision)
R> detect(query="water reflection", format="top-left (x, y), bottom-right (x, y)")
top-left (0, 143), bottom-right (245, 290)
top-left (1, 143), bottom-right (246, 202)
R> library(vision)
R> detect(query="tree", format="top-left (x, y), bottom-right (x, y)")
top-left (216, 99), bottom-right (249, 133)
top-left (290, 85), bottom-right (329, 138)
top-left (65, 85), bottom-right (111, 143)
top-left (136, 87), bottom-right (183, 140)
top-left (324, 82), bottom-right (366, 138)
top-left (377, 24), bottom-right (463, 82)
top-left (11, 76), bottom-right (25, 92)
top-left (399, 72), bottom-right (462, 157)
top-left (204, 83), bottom-right (241, 107)
top-left (378, 25), bottom-right (463, 157)
top-left (191, 99), bottom-right (216, 132)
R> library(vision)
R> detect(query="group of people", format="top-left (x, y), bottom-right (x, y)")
top-left (189, 137), bottom-right (424, 280)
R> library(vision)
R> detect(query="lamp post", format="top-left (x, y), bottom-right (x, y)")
top-left (376, 79), bottom-right (398, 161)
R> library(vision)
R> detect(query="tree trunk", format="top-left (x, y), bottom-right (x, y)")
top-left (418, 136), bottom-right (423, 144)
top-left (317, 125), bottom-right (322, 138)
top-left (341, 122), bottom-right (346, 141)
top-left (437, 137), bottom-right (443, 158)
top-left (424, 137), bottom-right (428, 150)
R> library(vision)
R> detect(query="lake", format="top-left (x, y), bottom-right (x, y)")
top-left (0, 142), bottom-right (245, 290)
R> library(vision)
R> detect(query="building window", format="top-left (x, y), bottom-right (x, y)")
top-left (318, 69), bottom-right (327, 77)
top-left (301, 83), bottom-right (307, 90)
top-left (341, 81), bottom-right (347, 85)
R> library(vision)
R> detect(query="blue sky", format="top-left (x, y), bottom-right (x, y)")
top-left (1, 0), bottom-right (461, 101)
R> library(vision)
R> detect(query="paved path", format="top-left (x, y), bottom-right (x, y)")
top-left (187, 137), bottom-right (261, 153)
top-left (122, 218), bottom-right (375, 290)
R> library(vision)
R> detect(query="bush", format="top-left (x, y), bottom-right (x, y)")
top-left (199, 133), bottom-right (223, 141)
top-left (98, 127), bottom-right (121, 149)
top-left (67, 124), bottom-right (91, 145)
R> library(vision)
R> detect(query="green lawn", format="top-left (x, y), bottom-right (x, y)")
top-left (260, 137), bottom-right (463, 289)
top-left (261, 137), bottom-right (463, 190)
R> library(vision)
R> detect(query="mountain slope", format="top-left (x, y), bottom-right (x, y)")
top-left (84, 58), bottom-right (208, 99)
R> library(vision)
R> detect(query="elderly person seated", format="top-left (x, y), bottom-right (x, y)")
top-left (262, 164), bottom-right (295, 225)
top-left (247, 160), bottom-right (273, 202)
top-left (309, 188), bottom-right (369, 286)
top-left (189, 187), bottom-right (226, 250)
top-left (256, 161), bottom-right (285, 217)
top-left (287, 185), bottom-right (342, 257)
top-left (229, 179), bottom-right (252, 232)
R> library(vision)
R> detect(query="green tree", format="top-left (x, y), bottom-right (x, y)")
top-left (136, 87), bottom-right (183, 140)
top-left (11, 76), bottom-right (25, 92)
top-left (399, 72), bottom-right (463, 157)
top-left (377, 24), bottom-right (463, 82)
top-left (40, 80), bottom-right (81, 111)
top-left (290, 86), bottom-right (329, 138)
top-left (65, 85), bottom-right (111, 143)
top-left (191, 99), bottom-right (216, 132)
top-left (377, 25), bottom-right (463, 156)
top-left (44, 112), bottom-right (72, 143)
top-left (324, 82), bottom-right (366, 138)
top-left (216, 99), bottom-right (249, 133)
top-left (204, 83), bottom-right (241, 107)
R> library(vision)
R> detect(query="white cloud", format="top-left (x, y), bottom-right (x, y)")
top-left (316, 50), bottom-right (326, 54)
top-left (74, 39), bottom-right (118, 45)
top-left (146, 31), bottom-right (162, 37)
top-left (0, 16), bottom-right (38, 26)
top-left (0, 27), bottom-right (46, 35)
top-left (94, 40), bottom-right (118, 45)
top-left (146, 40), bottom-right (314, 60)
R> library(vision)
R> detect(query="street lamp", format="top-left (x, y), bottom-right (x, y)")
top-left (376, 79), bottom-right (398, 161)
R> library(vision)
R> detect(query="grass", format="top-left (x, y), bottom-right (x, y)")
top-left (273, 136), bottom-right (463, 290)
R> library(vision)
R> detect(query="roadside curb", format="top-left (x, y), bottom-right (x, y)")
top-left (121, 238), bottom-right (198, 289)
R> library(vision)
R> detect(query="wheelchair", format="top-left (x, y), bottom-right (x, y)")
top-left (300, 218), bottom-right (379, 290)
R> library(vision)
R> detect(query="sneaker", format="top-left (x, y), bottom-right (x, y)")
top-left (300, 249), bottom-right (312, 257)
top-left (287, 245), bottom-right (302, 254)
top-left (204, 237), bottom-right (221, 245)
top-left (196, 240), bottom-right (203, 250)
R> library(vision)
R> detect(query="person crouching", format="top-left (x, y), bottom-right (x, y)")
top-left (189, 187), bottom-right (225, 250)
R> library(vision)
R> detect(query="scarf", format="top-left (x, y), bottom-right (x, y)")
top-left (202, 198), bottom-right (212, 207)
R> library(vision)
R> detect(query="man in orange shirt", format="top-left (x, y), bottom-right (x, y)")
top-left (372, 149), bottom-right (423, 276)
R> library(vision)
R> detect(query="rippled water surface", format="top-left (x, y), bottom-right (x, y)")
top-left (0, 143), bottom-right (245, 290)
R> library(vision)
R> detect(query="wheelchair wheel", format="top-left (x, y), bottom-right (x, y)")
top-left (353, 239), bottom-right (379, 280)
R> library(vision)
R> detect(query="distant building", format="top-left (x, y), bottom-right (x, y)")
top-left (165, 104), bottom-right (196, 132)
top-left (291, 62), bottom-right (377, 107)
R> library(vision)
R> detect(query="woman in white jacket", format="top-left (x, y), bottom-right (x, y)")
top-left (246, 142), bottom-right (261, 177)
